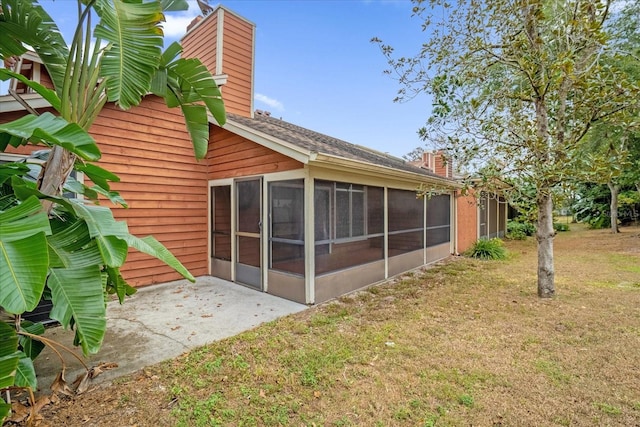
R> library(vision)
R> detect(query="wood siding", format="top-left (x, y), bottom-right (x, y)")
top-left (90, 97), bottom-right (209, 286)
top-left (181, 7), bottom-right (254, 118)
top-left (207, 127), bottom-right (302, 179)
top-left (220, 11), bottom-right (253, 117)
top-left (182, 15), bottom-right (218, 78)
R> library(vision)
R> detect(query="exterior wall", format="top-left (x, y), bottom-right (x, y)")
top-left (456, 190), bottom-right (478, 254)
top-left (1, 98), bottom-right (210, 288)
top-left (220, 11), bottom-right (254, 117)
top-left (90, 97), bottom-right (209, 286)
top-left (426, 242), bottom-right (452, 263)
top-left (182, 7), bottom-right (255, 118)
top-left (207, 127), bottom-right (302, 179)
top-left (434, 151), bottom-right (453, 178)
top-left (268, 270), bottom-right (306, 303)
top-left (388, 250), bottom-right (424, 277)
top-left (182, 15), bottom-right (218, 80)
top-left (315, 260), bottom-right (386, 304)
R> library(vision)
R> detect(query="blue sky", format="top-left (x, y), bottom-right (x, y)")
top-left (4, 0), bottom-right (433, 158)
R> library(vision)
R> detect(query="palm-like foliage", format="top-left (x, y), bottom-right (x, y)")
top-left (0, 0), bottom-right (226, 419)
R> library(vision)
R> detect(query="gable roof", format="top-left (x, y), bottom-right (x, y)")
top-left (222, 112), bottom-right (458, 186)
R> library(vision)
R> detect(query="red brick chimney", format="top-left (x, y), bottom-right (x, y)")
top-left (181, 6), bottom-right (255, 118)
top-left (434, 150), bottom-right (453, 178)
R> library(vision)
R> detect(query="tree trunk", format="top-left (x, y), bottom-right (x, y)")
top-left (536, 192), bottom-right (555, 298)
top-left (38, 145), bottom-right (76, 214)
top-left (607, 180), bottom-right (620, 233)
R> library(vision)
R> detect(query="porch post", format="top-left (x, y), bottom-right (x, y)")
top-left (304, 173), bottom-right (315, 304)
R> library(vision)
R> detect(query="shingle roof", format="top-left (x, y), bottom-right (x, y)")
top-left (227, 112), bottom-right (448, 180)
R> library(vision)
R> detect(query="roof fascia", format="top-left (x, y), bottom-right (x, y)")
top-left (0, 94), bottom-right (51, 113)
top-left (218, 118), bottom-right (314, 164)
top-left (311, 153), bottom-right (462, 189)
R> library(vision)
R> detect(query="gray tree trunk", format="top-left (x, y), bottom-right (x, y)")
top-left (607, 180), bottom-right (620, 233)
top-left (38, 145), bottom-right (76, 214)
top-left (536, 192), bottom-right (555, 298)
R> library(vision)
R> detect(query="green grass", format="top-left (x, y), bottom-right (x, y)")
top-left (38, 224), bottom-right (640, 427)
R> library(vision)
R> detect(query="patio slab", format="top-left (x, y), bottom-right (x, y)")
top-left (33, 276), bottom-right (307, 394)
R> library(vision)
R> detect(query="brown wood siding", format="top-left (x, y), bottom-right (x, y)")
top-left (182, 16), bottom-right (217, 76)
top-left (207, 127), bottom-right (302, 179)
top-left (220, 11), bottom-right (253, 117)
top-left (181, 9), bottom-right (254, 118)
top-left (90, 97), bottom-right (209, 287)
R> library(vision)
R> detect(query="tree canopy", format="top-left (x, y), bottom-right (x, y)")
top-left (376, 0), bottom-right (640, 297)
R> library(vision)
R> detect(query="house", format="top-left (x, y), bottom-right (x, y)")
top-left (0, 5), bottom-right (497, 305)
top-left (410, 151), bottom-right (509, 251)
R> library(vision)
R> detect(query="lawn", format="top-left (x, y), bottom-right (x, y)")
top-left (39, 223), bottom-right (640, 426)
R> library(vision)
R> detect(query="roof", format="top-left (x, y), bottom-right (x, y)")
top-left (225, 112), bottom-right (456, 185)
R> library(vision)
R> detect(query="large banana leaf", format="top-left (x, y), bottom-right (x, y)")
top-left (0, 196), bottom-right (51, 314)
top-left (48, 265), bottom-right (106, 355)
top-left (94, 0), bottom-right (164, 109)
top-left (122, 234), bottom-right (195, 282)
top-left (0, 0), bottom-right (69, 94)
top-left (0, 113), bottom-right (101, 161)
top-left (180, 103), bottom-right (209, 159)
top-left (0, 322), bottom-right (19, 390)
top-left (47, 217), bottom-right (102, 269)
top-left (160, 0), bottom-right (189, 11)
top-left (69, 202), bottom-right (194, 280)
top-left (14, 353), bottom-right (36, 389)
top-left (152, 43), bottom-right (226, 159)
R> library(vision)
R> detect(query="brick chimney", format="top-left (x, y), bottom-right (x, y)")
top-left (181, 5), bottom-right (255, 118)
top-left (434, 150), bottom-right (453, 178)
top-left (422, 152), bottom-right (436, 173)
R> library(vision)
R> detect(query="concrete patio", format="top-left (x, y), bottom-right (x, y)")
top-left (33, 277), bottom-right (307, 394)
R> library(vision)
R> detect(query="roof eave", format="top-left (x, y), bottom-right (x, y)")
top-left (0, 93), bottom-right (51, 113)
top-left (311, 153), bottom-right (462, 188)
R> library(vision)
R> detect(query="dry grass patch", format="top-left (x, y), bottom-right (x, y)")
top-left (38, 224), bottom-right (640, 426)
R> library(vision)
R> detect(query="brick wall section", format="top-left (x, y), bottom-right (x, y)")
top-left (456, 189), bottom-right (478, 253)
top-left (434, 152), bottom-right (453, 178)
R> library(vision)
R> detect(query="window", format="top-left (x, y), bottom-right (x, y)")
top-left (426, 194), bottom-right (451, 247)
top-left (388, 189), bottom-right (425, 255)
top-left (314, 180), bottom-right (384, 275)
top-left (335, 183), bottom-right (365, 239)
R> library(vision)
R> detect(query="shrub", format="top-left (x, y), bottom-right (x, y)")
top-left (507, 219), bottom-right (535, 239)
top-left (465, 238), bottom-right (508, 260)
top-left (553, 222), bottom-right (570, 232)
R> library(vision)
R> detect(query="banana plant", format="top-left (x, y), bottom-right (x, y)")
top-left (0, 0), bottom-right (225, 421)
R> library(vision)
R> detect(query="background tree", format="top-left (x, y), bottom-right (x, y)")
top-left (575, 0), bottom-right (640, 233)
top-left (375, 0), bottom-right (640, 297)
top-left (0, 0), bottom-right (225, 420)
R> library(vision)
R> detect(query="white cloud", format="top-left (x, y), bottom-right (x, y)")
top-left (163, 13), bottom-right (199, 39)
top-left (163, 1), bottom-right (201, 39)
top-left (255, 93), bottom-right (285, 112)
